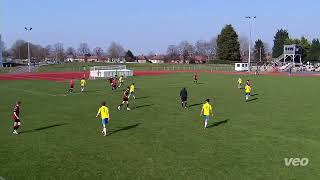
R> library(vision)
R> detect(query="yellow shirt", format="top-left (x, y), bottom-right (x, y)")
top-left (202, 102), bottom-right (213, 116)
top-left (245, 85), bottom-right (251, 93)
top-left (130, 85), bottom-right (135, 92)
top-left (80, 79), bottom-right (86, 86)
top-left (238, 78), bottom-right (242, 84)
top-left (97, 106), bottom-right (109, 119)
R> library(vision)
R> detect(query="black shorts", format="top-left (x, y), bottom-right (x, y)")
top-left (181, 97), bottom-right (187, 102)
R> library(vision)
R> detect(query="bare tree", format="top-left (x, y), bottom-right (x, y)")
top-left (10, 40), bottom-right (28, 59)
top-left (78, 43), bottom-right (91, 56)
top-left (44, 45), bottom-right (53, 60)
top-left (107, 42), bottom-right (125, 59)
top-left (178, 41), bottom-right (195, 63)
top-left (93, 47), bottom-right (104, 58)
top-left (239, 35), bottom-right (249, 61)
top-left (148, 51), bottom-right (156, 57)
top-left (166, 45), bottom-right (180, 60)
top-left (54, 42), bottom-right (65, 62)
top-left (66, 47), bottom-right (76, 57)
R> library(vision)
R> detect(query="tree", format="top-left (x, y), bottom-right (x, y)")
top-left (253, 39), bottom-right (267, 62)
top-left (44, 45), bottom-right (53, 59)
top-left (166, 45), bottom-right (180, 59)
top-left (10, 40), bottom-right (28, 59)
top-left (272, 29), bottom-right (289, 58)
top-left (93, 47), bottom-right (104, 59)
top-left (216, 24), bottom-right (241, 61)
top-left (107, 42), bottom-right (125, 59)
top-left (66, 47), bottom-right (76, 57)
top-left (78, 43), bottom-right (90, 56)
top-left (178, 41), bottom-right (194, 63)
top-left (239, 36), bottom-right (249, 60)
top-left (195, 40), bottom-right (214, 61)
top-left (54, 42), bottom-right (65, 62)
top-left (125, 50), bottom-right (135, 62)
top-left (299, 37), bottom-right (311, 61)
top-left (308, 39), bottom-right (320, 61)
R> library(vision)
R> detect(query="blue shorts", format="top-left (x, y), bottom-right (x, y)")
top-left (204, 115), bottom-right (210, 121)
top-left (246, 92), bottom-right (251, 96)
top-left (102, 118), bottom-right (109, 125)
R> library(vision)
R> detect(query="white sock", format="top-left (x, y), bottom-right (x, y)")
top-left (205, 121), bottom-right (208, 128)
top-left (103, 128), bottom-right (107, 135)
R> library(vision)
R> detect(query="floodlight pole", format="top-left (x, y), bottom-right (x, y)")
top-left (245, 16), bottom-right (256, 72)
top-left (25, 27), bottom-right (32, 72)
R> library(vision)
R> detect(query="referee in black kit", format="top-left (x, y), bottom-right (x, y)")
top-left (180, 87), bottom-right (188, 108)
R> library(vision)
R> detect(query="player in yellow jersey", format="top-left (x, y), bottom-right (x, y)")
top-left (80, 78), bottom-right (86, 92)
top-left (96, 101), bottom-right (110, 136)
top-left (237, 77), bottom-right (242, 89)
top-left (245, 83), bottom-right (251, 101)
top-left (200, 99), bottom-right (213, 129)
top-left (129, 83), bottom-right (136, 99)
top-left (118, 75), bottom-right (124, 88)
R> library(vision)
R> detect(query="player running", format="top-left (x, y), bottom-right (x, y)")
top-left (245, 83), bottom-right (252, 101)
top-left (96, 101), bottom-right (110, 136)
top-left (111, 78), bottom-right (118, 91)
top-left (80, 78), bottom-right (86, 92)
top-left (118, 87), bottom-right (131, 110)
top-left (68, 78), bottom-right (75, 93)
top-left (108, 77), bottom-right (113, 86)
top-left (128, 83), bottom-right (136, 99)
top-left (200, 99), bottom-right (213, 129)
top-left (237, 77), bottom-right (242, 89)
top-left (194, 73), bottom-right (198, 84)
top-left (118, 75), bottom-right (124, 88)
top-left (180, 87), bottom-right (188, 108)
top-left (12, 101), bottom-right (22, 134)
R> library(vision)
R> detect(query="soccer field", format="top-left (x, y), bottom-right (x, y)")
top-left (0, 73), bottom-right (319, 180)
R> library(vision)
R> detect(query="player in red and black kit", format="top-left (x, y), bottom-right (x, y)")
top-left (194, 73), bottom-right (198, 84)
top-left (12, 101), bottom-right (21, 134)
top-left (108, 77), bottom-right (113, 85)
top-left (111, 78), bottom-right (118, 90)
top-left (68, 78), bottom-right (75, 93)
top-left (118, 87), bottom-right (130, 110)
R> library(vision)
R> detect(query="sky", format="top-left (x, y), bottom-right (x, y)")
top-left (1, 0), bottom-right (319, 54)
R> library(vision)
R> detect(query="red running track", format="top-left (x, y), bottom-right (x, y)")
top-left (0, 70), bottom-right (319, 81)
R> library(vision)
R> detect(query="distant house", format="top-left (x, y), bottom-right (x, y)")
top-left (149, 55), bottom-right (165, 64)
top-left (192, 55), bottom-right (208, 64)
top-left (66, 55), bottom-right (118, 62)
top-left (136, 55), bottom-right (148, 63)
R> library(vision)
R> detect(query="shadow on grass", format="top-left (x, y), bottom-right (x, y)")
top-left (207, 119), bottom-right (229, 128)
top-left (195, 82), bottom-right (205, 85)
top-left (246, 97), bottom-right (258, 102)
top-left (136, 96), bottom-right (150, 100)
top-left (188, 103), bottom-right (202, 108)
top-left (109, 123), bottom-right (140, 136)
top-left (20, 123), bottom-right (68, 134)
top-left (251, 93), bottom-right (259, 97)
top-left (135, 104), bottom-right (154, 109)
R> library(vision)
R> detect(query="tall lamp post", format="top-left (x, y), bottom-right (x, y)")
top-left (245, 16), bottom-right (256, 72)
top-left (25, 27), bottom-right (32, 72)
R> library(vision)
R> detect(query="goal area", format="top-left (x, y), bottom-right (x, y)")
top-left (89, 65), bottom-right (133, 79)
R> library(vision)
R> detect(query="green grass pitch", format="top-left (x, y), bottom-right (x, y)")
top-left (0, 73), bottom-right (319, 180)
